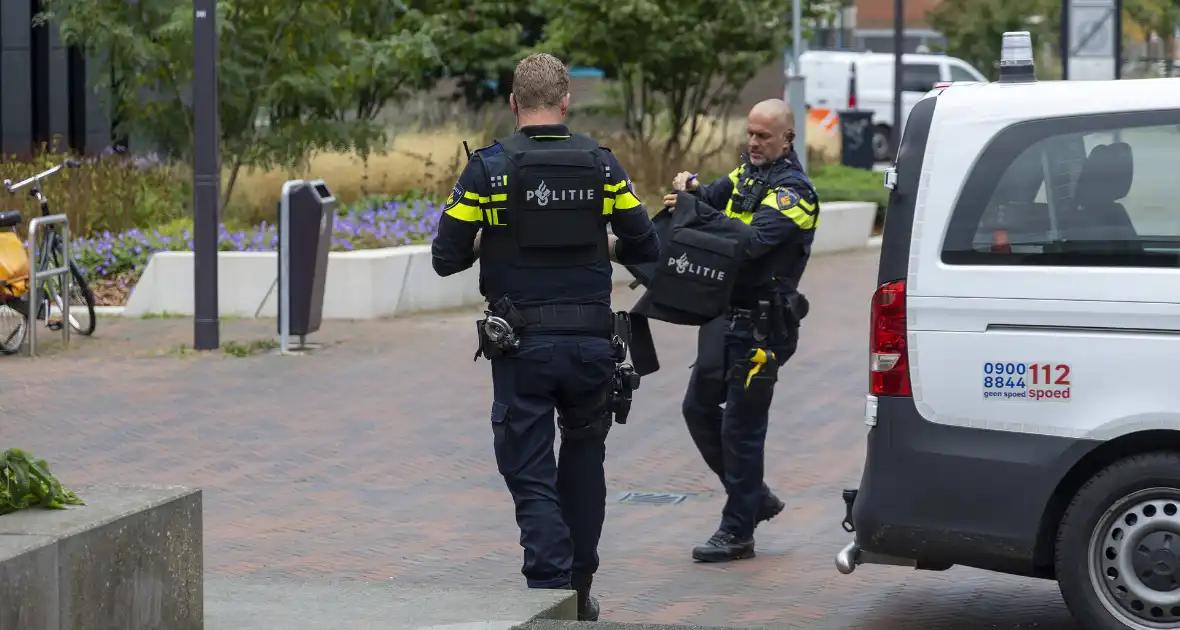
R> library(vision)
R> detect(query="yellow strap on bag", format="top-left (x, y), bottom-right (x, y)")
top-left (0, 232), bottom-right (29, 287)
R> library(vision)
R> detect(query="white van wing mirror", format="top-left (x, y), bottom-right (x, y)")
top-left (883, 167), bottom-right (898, 190)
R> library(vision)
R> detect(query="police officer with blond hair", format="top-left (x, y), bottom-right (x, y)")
top-left (432, 53), bottom-right (659, 620)
top-left (662, 99), bottom-right (820, 563)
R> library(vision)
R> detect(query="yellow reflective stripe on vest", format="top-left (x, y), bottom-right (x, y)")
top-left (722, 188), bottom-right (819, 228)
top-left (723, 165), bottom-right (748, 216)
top-left (603, 179), bottom-right (639, 215)
top-left (445, 194), bottom-right (482, 222)
top-left (444, 190), bottom-right (503, 223)
top-left (765, 189), bottom-right (818, 230)
top-left (726, 165), bottom-right (742, 186)
top-left (724, 207), bottom-right (755, 224)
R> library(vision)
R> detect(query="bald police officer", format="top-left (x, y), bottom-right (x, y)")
top-left (664, 99), bottom-right (819, 563)
top-left (432, 53), bottom-right (660, 620)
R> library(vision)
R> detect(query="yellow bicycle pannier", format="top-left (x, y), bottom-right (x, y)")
top-left (0, 232), bottom-right (30, 297)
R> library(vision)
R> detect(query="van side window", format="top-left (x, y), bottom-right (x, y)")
top-left (901, 64), bottom-right (941, 92)
top-left (942, 117), bottom-right (1180, 268)
top-left (949, 64), bottom-right (978, 82)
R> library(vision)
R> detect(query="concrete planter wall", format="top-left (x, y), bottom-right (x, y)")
top-left (0, 486), bottom-right (202, 630)
top-left (120, 201), bottom-right (878, 319)
top-left (813, 201), bottom-right (878, 254)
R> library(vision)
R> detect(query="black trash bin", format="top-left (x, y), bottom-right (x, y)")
top-left (277, 180), bottom-right (336, 338)
top-left (838, 109), bottom-right (876, 170)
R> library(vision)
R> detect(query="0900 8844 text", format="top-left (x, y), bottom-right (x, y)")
top-left (982, 362), bottom-right (1071, 402)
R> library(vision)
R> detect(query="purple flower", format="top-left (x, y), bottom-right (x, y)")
top-left (69, 197), bottom-right (444, 283)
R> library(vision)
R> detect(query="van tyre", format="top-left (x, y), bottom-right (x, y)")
top-left (1056, 452), bottom-right (1180, 630)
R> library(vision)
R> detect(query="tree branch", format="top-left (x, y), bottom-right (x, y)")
top-left (220, 0), bottom-right (309, 210)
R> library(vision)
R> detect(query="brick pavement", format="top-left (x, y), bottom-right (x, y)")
top-left (0, 249), bottom-right (1077, 629)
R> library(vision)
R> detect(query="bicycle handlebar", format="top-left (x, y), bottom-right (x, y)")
top-left (3, 159), bottom-right (82, 194)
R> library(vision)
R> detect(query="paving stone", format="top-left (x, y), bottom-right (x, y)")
top-left (2, 250), bottom-right (1078, 628)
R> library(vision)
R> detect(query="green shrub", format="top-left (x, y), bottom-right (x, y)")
top-left (677, 162), bottom-right (888, 224)
top-left (1, 145), bottom-right (189, 239)
top-left (811, 163), bottom-right (889, 213)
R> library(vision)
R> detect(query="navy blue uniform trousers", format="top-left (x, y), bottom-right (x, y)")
top-left (490, 334), bottom-right (617, 589)
top-left (681, 315), bottom-right (797, 539)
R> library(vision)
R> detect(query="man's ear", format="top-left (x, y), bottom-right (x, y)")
top-left (510, 93), bottom-right (518, 115)
top-left (561, 93), bottom-right (570, 116)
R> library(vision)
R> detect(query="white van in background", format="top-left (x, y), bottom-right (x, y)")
top-left (797, 51), bottom-right (988, 162)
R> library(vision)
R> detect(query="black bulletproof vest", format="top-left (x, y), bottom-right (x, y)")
top-left (620, 193), bottom-right (752, 376)
top-left (480, 133), bottom-right (608, 271)
top-left (629, 193), bottom-right (751, 325)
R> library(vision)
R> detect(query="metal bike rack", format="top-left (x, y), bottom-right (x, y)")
top-left (24, 215), bottom-right (70, 357)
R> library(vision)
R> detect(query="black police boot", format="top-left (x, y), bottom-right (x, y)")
top-left (570, 574), bottom-right (600, 621)
top-left (757, 491), bottom-right (785, 526)
top-left (691, 530), bottom-right (756, 562)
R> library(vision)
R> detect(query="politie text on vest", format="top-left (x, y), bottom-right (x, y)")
top-left (668, 253), bottom-right (725, 281)
top-left (526, 180), bottom-right (597, 206)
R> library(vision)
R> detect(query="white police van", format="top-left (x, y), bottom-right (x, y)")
top-left (836, 32), bottom-right (1180, 630)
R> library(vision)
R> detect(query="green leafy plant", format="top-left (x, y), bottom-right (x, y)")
top-left (928, 0), bottom-right (1059, 81)
top-left (223, 339), bottom-right (280, 357)
top-left (811, 164), bottom-right (889, 210)
top-left (537, 0), bottom-right (831, 172)
top-left (1, 146), bottom-right (189, 238)
top-left (38, 0), bottom-right (424, 210)
top-left (0, 448), bottom-right (85, 515)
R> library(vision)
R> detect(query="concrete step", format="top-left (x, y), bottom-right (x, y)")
top-left (203, 578), bottom-right (576, 629)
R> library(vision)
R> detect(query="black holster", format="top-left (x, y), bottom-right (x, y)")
top-left (726, 300), bottom-right (784, 401)
top-left (608, 312), bottom-right (640, 425)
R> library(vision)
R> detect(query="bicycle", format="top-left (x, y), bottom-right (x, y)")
top-left (0, 159), bottom-right (97, 354)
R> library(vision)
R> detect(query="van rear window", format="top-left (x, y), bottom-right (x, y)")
top-left (942, 114), bottom-right (1180, 268)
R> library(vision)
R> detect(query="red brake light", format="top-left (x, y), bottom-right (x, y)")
top-left (934, 81), bottom-right (952, 90)
top-left (870, 280), bottom-right (911, 396)
top-left (848, 62), bottom-right (858, 109)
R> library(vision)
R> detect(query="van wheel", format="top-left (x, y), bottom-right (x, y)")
top-left (1056, 452), bottom-right (1180, 630)
top-left (872, 125), bottom-right (893, 162)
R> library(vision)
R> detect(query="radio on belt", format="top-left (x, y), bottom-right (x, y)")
top-left (832, 29), bottom-right (1180, 630)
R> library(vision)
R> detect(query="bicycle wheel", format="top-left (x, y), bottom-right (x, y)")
top-left (47, 240), bottom-right (96, 336)
top-left (0, 300), bottom-right (27, 355)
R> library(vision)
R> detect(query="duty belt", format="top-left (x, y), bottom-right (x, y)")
top-left (726, 301), bottom-right (777, 344)
top-left (726, 304), bottom-right (764, 326)
top-left (475, 298), bottom-right (617, 362)
top-left (517, 304), bottom-right (615, 338)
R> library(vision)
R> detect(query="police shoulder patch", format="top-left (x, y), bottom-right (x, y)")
top-left (774, 187), bottom-right (801, 210)
top-left (445, 182), bottom-right (464, 211)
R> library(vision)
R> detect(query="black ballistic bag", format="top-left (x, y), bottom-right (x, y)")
top-left (624, 193), bottom-right (752, 376)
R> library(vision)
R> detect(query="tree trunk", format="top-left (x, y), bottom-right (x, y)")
top-left (1166, 31), bottom-right (1176, 77)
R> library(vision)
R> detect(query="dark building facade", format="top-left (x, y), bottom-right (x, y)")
top-left (1, 0), bottom-right (110, 158)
